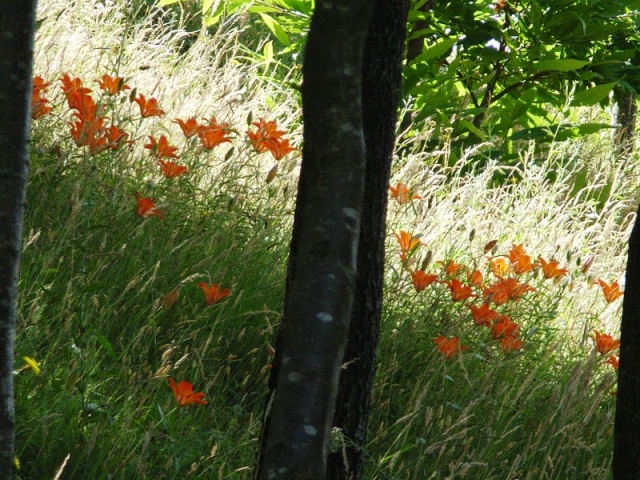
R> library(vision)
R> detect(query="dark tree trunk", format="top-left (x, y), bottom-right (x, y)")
top-left (327, 1), bottom-right (409, 479)
top-left (613, 204), bottom-right (640, 479)
top-left (0, 2), bottom-right (38, 478)
top-left (255, 2), bottom-right (376, 479)
top-left (614, 91), bottom-right (637, 156)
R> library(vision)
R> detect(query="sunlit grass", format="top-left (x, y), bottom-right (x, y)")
top-left (15, 0), bottom-right (638, 478)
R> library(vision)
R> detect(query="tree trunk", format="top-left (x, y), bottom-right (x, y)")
top-left (614, 91), bottom-right (637, 156)
top-left (0, 2), bottom-right (39, 478)
top-left (255, 2), bottom-right (376, 479)
top-left (613, 204), bottom-right (640, 479)
top-left (327, 1), bottom-right (409, 479)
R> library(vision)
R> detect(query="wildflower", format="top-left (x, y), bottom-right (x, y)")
top-left (509, 244), bottom-right (533, 274)
top-left (174, 117), bottom-right (201, 138)
top-left (433, 335), bottom-right (468, 359)
top-left (22, 356), bottom-right (41, 375)
top-left (606, 355), bottom-right (619, 371)
top-left (389, 182), bottom-right (421, 204)
top-left (134, 93), bottom-right (165, 117)
top-left (538, 256), bottom-right (568, 279)
top-left (468, 303), bottom-right (499, 327)
top-left (410, 270), bottom-right (438, 292)
top-left (145, 135), bottom-right (179, 159)
top-left (444, 279), bottom-right (476, 302)
top-left (60, 73), bottom-right (92, 98)
top-left (491, 315), bottom-right (520, 340)
top-left (168, 377), bottom-right (208, 407)
top-left (135, 192), bottom-right (164, 219)
top-left (594, 279), bottom-right (624, 303)
top-left (31, 76), bottom-right (52, 119)
top-left (483, 277), bottom-right (534, 305)
top-left (102, 125), bottom-right (130, 150)
top-left (247, 118), bottom-right (286, 153)
top-left (590, 330), bottom-right (620, 355)
top-left (263, 137), bottom-right (297, 160)
top-left (158, 160), bottom-right (188, 179)
top-left (197, 282), bottom-right (231, 305)
top-left (199, 128), bottom-right (232, 150)
top-left (441, 260), bottom-right (463, 278)
top-left (490, 258), bottom-right (509, 277)
top-left (394, 231), bottom-right (420, 263)
top-left (467, 269), bottom-right (484, 287)
top-left (499, 335), bottom-right (523, 352)
top-left (96, 74), bottom-right (130, 95)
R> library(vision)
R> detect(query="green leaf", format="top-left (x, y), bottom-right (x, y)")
top-left (202, 0), bottom-right (214, 14)
top-left (532, 59), bottom-right (589, 72)
top-left (258, 13), bottom-right (291, 47)
top-left (411, 37), bottom-right (457, 64)
top-left (157, 0), bottom-right (180, 6)
top-left (95, 334), bottom-right (117, 362)
top-left (571, 82), bottom-right (617, 107)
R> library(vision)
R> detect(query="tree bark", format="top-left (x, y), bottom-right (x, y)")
top-left (255, 2), bottom-right (376, 479)
top-left (614, 91), bottom-right (637, 157)
top-left (613, 204), bottom-right (640, 479)
top-left (0, 2), bottom-right (38, 478)
top-left (327, 1), bottom-right (409, 479)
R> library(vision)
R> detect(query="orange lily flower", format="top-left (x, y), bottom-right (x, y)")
top-left (168, 378), bottom-right (208, 407)
top-left (468, 303), bottom-right (499, 327)
top-left (499, 335), bottom-right (523, 352)
top-left (394, 231), bottom-right (420, 262)
top-left (509, 244), bottom-right (533, 274)
top-left (174, 117), bottom-right (201, 138)
top-left (467, 269), bottom-right (484, 287)
top-left (410, 270), bottom-right (438, 292)
top-left (594, 279), bottom-right (624, 303)
top-left (60, 73), bottom-right (92, 98)
top-left (134, 93), bottom-right (165, 117)
top-left (263, 137), bottom-right (298, 160)
top-left (441, 260), bottom-right (463, 277)
top-left (389, 182), bottom-right (421, 204)
top-left (433, 335), bottom-right (468, 359)
top-left (96, 74), bottom-right (130, 95)
top-left (444, 279), bottom-right (476, 302)
top-left (538, 256), bottom-right (568, 279)
top-left (145, 135), bottom-right (179, 159)
top-left (490, 258), bottom-right (509, 277)
top-left (491, 315), bottom-right (520, 339)
top-left (605, 355), bottom-right (619, 371)
top-left (246, 118), bottom-right (286, 153)
top-left (135, 193), bottom-right (164, 219)
top-left (590, 330), bottom-right (620, 355)
top-left (484, 277), bottom-right (534, 305)
top-left (102, 125), bottom-right (130, 150)
top-left (197, 283), bottom-right (231, 305)
top-left (158, 160), bottom-right (188, 179)
top-left (31, 76), bottom-right (52, 119)
top-left (198, 128), bottom-right (232, 150)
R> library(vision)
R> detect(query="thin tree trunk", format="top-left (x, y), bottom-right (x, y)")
top-left (614, 91), bottom-right (637, 156)
top-left (0, 2), bottom-right (39, 478)
top-left (327, 1), bottom-right (409, 478)
top-left (255, 2), bottom-right (376, 478)
top-left (613, 205), bottom-right (640, 479)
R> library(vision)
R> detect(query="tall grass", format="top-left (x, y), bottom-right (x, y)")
top-left (15, 0), bottom-right (637, 478)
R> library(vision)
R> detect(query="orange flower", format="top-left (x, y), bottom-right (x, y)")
top-left (442, 260), bottom-right (463, 277)
top-left (499, 335), bottom-right (523, 352)
top-left (389, 183), bottom-right (421, 204)
top-left (483, 277), bottom-right (534, 305)
top-left (168, 378), bottom-right (208, 407)
top-left (394, 231), bottom-right (420, 262)
top-left (605, 355), bottom-right (619, 371)
top-left (468, 303), bottom-right (499, 327)
top-left (174, 117), bottom-right (201, 138)
top-left (247, 118), bottom-right (285, 152)
top-left (134, 93), bottom-right (165, 117)
top-left (490, 258), bottom-right (509, 277)
top-left (31, 76), bottom-right (52, 119)
top-left (410, 270), bottom-right (438, 292)
top-left (60, 73), bottom-right (92, 98)
top-left (158, 160), bottom-right (188, 179)
top-left (96, 74), bottom-right (130, 95)
top-left (509, 244), bottom-right (533, 274)
top-left (590, 330), bottom-right (620, 355)
top-left (145, 135), bottom-right (179, 159)
top-left (491, 315), bottom-right (520, 339)
top-left (467, 269), bottom-right (484, 287)
top-left (135, 193), bottom-right (164, 219)
top-left (594, 279), bottom-right (624, 303)
top-left (444, 279), bottom-right (476, 302)
top-left (197, 283), bottom-right (231, 305)
top-left (33, 76), bottom-right (51, 96)
top-left (102, 125), bottom-right (130, 150)
top-left (263, 137), bottom-right (297, 160)
top-left (198, 128), bottom-right (232, 150)
top-left (433, 335), bottom-right (468, 358)
top-left (538, 256), bottom-right (568, 279)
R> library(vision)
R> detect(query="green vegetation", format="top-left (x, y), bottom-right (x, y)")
top-left (15, 0), bottom-right (636, 478)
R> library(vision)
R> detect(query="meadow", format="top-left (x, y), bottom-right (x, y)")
top-left (15, 0), bottom-right (636, 478)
